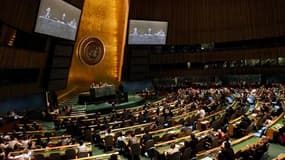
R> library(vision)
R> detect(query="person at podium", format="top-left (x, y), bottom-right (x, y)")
top-left (90, 82), bottom-right (96, 89)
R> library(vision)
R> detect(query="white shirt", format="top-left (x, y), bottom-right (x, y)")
top-left (21, 140), bottom-right (30, 149)
top-left (165, 147), bottom-right (179, 155)
top-left (117, 135), bottom-right (126, 142)
top-left (8, 139), bottom-right (22, 149)
top-left (78, 144), bottom-right (87, 152)
top-left (199, 109), bottom-right (206, 118)
top-left (8, 152), bottom-right (32, 160)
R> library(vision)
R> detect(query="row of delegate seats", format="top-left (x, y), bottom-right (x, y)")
top-left (77, 105), bottom-right (282, 158)
top-left (1, 85), bottom-right (282, 160)
top-left (118, 86), bottom-right (282, 159)
top-left (57, 99), bottom-right (180, 130)
top-left (57, 86), bottom-right (231, 131)
top-left (80, 104), bottom-right (226, 148)
top-left (63, 106), bottom-right (226, 144)
top-left (57, 97), bottom-right (167, 121)
top-left (8, 142), bottom-right (92, 160)
top-left (229, 100), bottom-right (284, 138)
top-left (73, 84), bottom-right (282, 159)
top-left (8, 85), bottom-right (278, 159)
top-left (67, 87), bottom-right (241, 159)
top-left (0, 113), bottom-right (94, 160)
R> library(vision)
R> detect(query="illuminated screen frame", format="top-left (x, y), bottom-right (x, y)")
top-left (128, 19), bottom-right (168, 45)
top-left (34, 0), bottom-right (82, 41)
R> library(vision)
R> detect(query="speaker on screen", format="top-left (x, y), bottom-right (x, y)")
top-left (34, 0), bottom-right (82, 41)
top-left (128, 19), bottom-right (168, 45)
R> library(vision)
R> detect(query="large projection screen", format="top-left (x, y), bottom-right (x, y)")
top-left (128, 20), bottom-right (168, 45)
top-left (34, 0), bottom-right (81, 41)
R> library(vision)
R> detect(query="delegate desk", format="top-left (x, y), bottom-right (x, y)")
top-left (197, 100), bottom-right (239, 131)
top-left (266, 112), bottom-right (284, 140)
top-left (10, 143), bottom-right (92, 158)
top-left (231, 135), bottom-right (259, 152)
top-left (199, 134), bottom-right (259, 159)
top-left (136, 125), bottom-right (184, 139)
top-left (197, 133), bottom-right (257, 159)
top-left (197, 110), bottom-right (224, 131)
top-left (228, 100), bottom-right (261, 136)
top-left (273, 152), bottom-right (285, 160)
top-left (120, 125), bottom-right (185, 150)
top-left (72, 152), bottom-right (119, 160)
top-left (7, 129), bottom-right (56, 137)
top-left (154, 129), bottom-right (214, 157)
top-left (228, 116), bottom-right (243, 137)
top-left (228, 111), bottom-right (256, 137)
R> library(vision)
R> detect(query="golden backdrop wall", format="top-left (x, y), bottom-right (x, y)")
top-left (66, 0), bottom-right (129, 93)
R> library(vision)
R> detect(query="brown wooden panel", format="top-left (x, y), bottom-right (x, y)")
top-left (0, 46), bottom-right (47, 99)
top-left (0, 0), bottom-right (39, 32)
top-left (129, 0), bottom-right (285, 44)
top-left (0, 46), bottom-right (46, 68)
top-left (0, 84), bottom-right (42, 100)
top-left (0, 0), bottom-right (83, 32)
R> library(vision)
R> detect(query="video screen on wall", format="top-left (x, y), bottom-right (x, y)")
top-left (128, 20), bottom-right (168, 45)
top-left (34, 0), bottom-right (81, 41)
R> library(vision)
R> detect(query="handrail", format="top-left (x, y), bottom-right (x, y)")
top-left (197, 133), bottom-right (254, 158)
top-left (10, 142), bottom-right (92, 155)
top-left (7, 129), bottom-right (55, 135)
top-left (268, 112), bottom-right (284, 128)
top-left (136, 125), bottom-right (183, 137)
top-left (72, 152), bottom-right (119, 160)
top-left (57, 86), bottom-right (79, 103)
top-left (273, 152), bottom-right (285, 160)
top-left (155, 129), bottom-right (212, 147)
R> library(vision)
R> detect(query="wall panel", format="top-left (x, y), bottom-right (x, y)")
top-left (129, 0), bottom-right (285, 44)
top-left (0, 47), bottom-right (46, 99)
top-left (0, 0), bottom-right (39, 32)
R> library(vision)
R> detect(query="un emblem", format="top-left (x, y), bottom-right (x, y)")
top-left (78, 37), bottom-right (105, 66)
